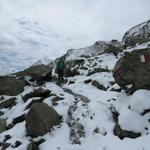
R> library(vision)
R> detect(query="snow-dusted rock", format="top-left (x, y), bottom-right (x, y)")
top-left (114, 123), bottom-right (141, 139)
top-left (22, 87), bottom-right (51, 102)
top-left (15, 64), bottom-right (52, 85)
top-left (25, 103), bottom-right (61, 137)
top-left (56, 40), bottom-right (120, 77)
top-left (0, 97), bottom-right (16, 109)
top-left (123, 20), bottom-right (150, 47)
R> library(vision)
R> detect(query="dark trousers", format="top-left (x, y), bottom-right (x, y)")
top-left (58, 69), bottom-right (64, 81)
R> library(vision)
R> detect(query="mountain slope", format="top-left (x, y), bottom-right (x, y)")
top-left (0, 20), bottom-right (150, 150)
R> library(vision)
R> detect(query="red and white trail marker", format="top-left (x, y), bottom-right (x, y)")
top-left (140, 55), bottom-right (150, 63)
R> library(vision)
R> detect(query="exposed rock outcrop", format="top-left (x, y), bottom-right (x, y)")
top-left (25, 103), bottom-right (61, 137)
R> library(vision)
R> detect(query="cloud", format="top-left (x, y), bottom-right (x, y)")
top-left (0, 0), bottom-right (150, 74)
top-left (0, 0), bottom-right (150, 43)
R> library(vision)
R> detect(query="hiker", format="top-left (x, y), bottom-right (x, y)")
top-left (56, 58), bottom-right (65, 81)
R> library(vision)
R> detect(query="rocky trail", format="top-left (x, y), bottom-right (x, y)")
top-left (0, 20), bottom-right (150, 150)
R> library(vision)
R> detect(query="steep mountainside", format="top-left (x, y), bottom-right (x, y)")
top-left (0, 20), bottom-right (150, 150)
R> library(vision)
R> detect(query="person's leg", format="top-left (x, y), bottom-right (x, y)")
top-left (58, 70), bottom-right (61, 80)
top-left (61, 70), bottom-right (64, 81)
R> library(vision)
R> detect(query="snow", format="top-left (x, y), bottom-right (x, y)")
top-left (1, 70), bottom-right (150, 150)
top-left (123, 41), bottom-right (150, 53)
top-left (115, 90), bottom-right (150, 133)
top-left (1, 28), bottom-right (150, 150)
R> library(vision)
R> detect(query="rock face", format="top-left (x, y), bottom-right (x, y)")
top-left (15, 64), bottom-right (52, 85)
top-left (113, 48), bottom-right (150, 91)
top-left (0, 76), bottom-right (25, 96)
top-left (122, 20), bottom-right (150, 47)
top-left (25, 103), bottom-right (61, 137)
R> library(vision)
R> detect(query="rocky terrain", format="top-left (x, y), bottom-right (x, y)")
top-left (0, 20), bottom-right (150, 150)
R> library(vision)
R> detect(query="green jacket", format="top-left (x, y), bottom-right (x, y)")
top-left (57, 59), bottom-right (65, 70)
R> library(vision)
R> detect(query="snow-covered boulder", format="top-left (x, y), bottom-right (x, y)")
top-left (0, 76), bottom-right (25, 96)
top-left (25, 103), bottom-right (61, 137)
top-left (122, 20), bottom-right (150, 47)
top-left (113, 48), bottom-right (150, 92)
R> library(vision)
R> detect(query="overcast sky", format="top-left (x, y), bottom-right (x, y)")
top-left (0, 0), bottom-right (150, 73)
top-left (0, 0), bottom-right (150, 43)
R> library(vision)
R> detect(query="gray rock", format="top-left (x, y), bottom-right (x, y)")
top-left (114, 123), bottom-right (141, 139)
top-left (15, 64), bottom-right (52, 85)
top-left (1, 143), bottom-right (11, 150)
top-left (22, 87), bottom-right (51, 102)
top-left (0, 119), bottom-right (7, 133)
top-left (27, 142), bottom-right (39, 150)
top-left (110, 107), bottom-right (141, 139)
top-left (113, 48), bottom-right (150, 91)
top-left (0, 97), bottom-right (16, 109)
top-left (51, 96), bottom-right (64, 106)
top-left (87, 68), bottom-right (110, 76)
top-left (8, 114), bottom-right (26, 129)
top-left (84, 79), bottom-right (92, 84)
top-left (25, 103), bottom-right (61, 137)
top-left (25, 98), bottom-right (44, 110)
top-left (12, 141), bottom-right (22, 148)
top-left (91, 80), bottom-right (107, 91)
top-left (0, 76), bottom-right (25, 96)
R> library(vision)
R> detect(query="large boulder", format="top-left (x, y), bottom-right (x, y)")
top-left (25, 103), bottom-right (61, 137)
top-left (0, 76), bottom-right (25, 96)
top-left (15, 64), bottom-right (52, 85)
top-left (113, 48), bottom-right (150, 91)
